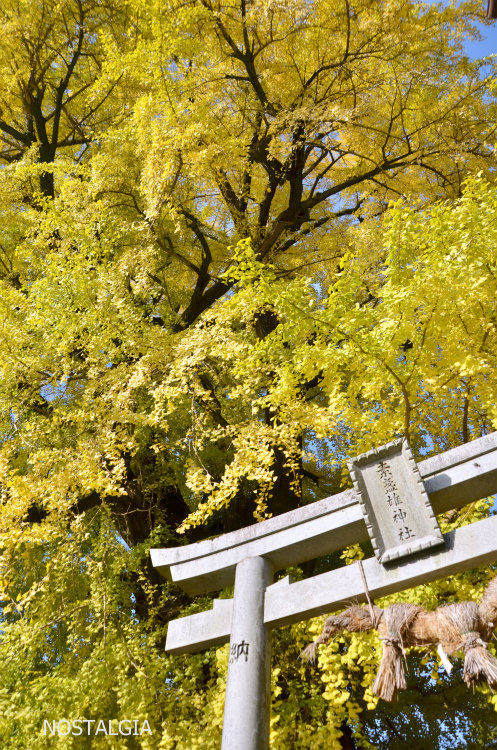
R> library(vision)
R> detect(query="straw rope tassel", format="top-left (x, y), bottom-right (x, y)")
top-left (300, 574), bottom-right (497, 702)
top-left (372, 603), bottom-right (420, 701)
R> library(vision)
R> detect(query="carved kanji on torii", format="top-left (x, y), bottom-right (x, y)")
top-left (151, 433), bottom-right (497, 750)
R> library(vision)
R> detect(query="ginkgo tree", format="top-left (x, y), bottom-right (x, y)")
top-left (0, 0), bottom-right (496, 748)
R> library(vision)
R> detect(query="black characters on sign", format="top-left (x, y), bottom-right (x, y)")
top-left (377, 461), bottom-right (417, 545)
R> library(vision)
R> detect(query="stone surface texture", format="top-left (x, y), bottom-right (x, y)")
top-left (151, 432), bottom-right (497, 750)
top-left (221, 556), bottom-right (273, 750)
top-left (151, 431), bottom-right (497, 595)
top-left (347, 439), bottom-right (444, 563)
top-left (165, 513), bottom-right (497, 650)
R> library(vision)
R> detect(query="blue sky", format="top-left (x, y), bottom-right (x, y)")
top-left (464, 16), bottom-right (496, 58)
top-left (425, 0), bottom-right (495, 58)
top-left (425, 0), bottom-right (495, 57)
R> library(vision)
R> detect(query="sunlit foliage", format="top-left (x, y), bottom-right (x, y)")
top-left (0, 0), bottom-right (496, 747)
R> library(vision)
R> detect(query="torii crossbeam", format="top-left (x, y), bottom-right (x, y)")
top-left (151, 432), bottom-right (497, 750)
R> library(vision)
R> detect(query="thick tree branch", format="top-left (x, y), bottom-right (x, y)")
top-left (0, 119), bottom-right (32, 146)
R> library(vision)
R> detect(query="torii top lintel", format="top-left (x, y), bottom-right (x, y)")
top-left (151, 432), bottom-right (497, 596)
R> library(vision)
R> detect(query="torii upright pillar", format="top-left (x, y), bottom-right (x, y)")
top-left (222, 556), bottom-right (273, 750)
top-left (151, 432), bottom-right (497, 750)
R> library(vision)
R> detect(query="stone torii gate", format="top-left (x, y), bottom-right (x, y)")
top-left (151, 432), bottom-right (497, 750)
